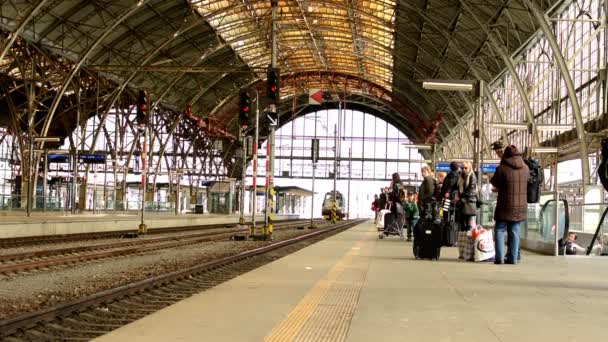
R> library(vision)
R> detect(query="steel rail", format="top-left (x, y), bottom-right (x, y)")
top-left (0, 219), bottom-right (309, 248)
top-left (0, 219), bottom-right (366, 338)
top-left (0, 220), bottom-right (326, 275)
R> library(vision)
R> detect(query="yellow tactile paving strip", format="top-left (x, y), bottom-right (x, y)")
top-left (265, 237), bottom-right (371, 342)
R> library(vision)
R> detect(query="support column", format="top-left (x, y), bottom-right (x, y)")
top-left (78, 178), bottom-right (87, 211)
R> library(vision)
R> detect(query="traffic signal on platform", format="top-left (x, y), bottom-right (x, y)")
top-left (239, 91), bottom-right (251, 127)
top-left (136, 90), bottom-right (147, 127)
top-left (266, 67), bottom-right (280, 103)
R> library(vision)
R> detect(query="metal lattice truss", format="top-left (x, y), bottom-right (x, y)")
top-left (2, 0), bottom-right (607, 187)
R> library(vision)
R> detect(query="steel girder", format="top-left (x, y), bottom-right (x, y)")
top-left (524, 0), bottom-right (590, 185)
top-left (0, 0), bottom-right (564, 157)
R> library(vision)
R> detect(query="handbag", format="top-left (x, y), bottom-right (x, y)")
top-left (462, 200), bottom-right (477, 216)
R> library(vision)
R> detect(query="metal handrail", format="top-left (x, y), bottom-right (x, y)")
top-left (539, 199), bottom-right (570, 248)
top-left (585, 206), bottom-right (608, 255)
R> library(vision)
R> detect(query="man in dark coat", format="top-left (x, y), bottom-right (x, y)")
top-left (490, 145), bottom-right (529, 264)
top-left (439, 161), bottom-right (460, 200)
top-left (378, 188), bottom-right (388, 211)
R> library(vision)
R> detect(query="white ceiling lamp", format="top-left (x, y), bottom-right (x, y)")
top-left (533, 147), bottom-right (559, 153)
top-left (535, 124), bottom-right (575, 132)
top-left (47, 150), bottom-right (70, 155)
top-left (33, 137), bottom-right (61, 143)
top-left (402, 143), bottom-right (433, 150)
top-left (421, 80), bottom-right (475, 92)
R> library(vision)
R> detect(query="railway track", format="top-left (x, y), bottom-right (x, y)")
top-left (0, 220), bottom-right (325, 276)
top-left (0, 219), bottom-right (365, 341)
top-left (0, 218), bottom-right (307, 248)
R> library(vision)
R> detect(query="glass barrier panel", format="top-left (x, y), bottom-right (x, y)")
top-left (538, 201), bottom-right (567, 243)
top-left (521, 203), bottom-right (542, 240)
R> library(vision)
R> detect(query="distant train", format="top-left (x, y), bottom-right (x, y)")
top-left (322, 191), bottom-right (346, 220)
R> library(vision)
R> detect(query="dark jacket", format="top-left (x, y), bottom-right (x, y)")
top-left (379, 193), bottom-right (387, 210)
top-left (490, 154), bottom-right (530, 222)
top-left (390, 182), bottom-right (403, 204)
top-left (458, 171), bottom-right (477, 203)
top-left (418, 175), bottom-right (436, 206)
top-left (440, 170), bottom-right (460, 200)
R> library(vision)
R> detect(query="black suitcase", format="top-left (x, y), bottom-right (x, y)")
top-left (413, 220), bottom-right (442, 260)
top-left (383, 210), bottom-right (394, 230)
top-left (441, 206), bottom-right (457, 247)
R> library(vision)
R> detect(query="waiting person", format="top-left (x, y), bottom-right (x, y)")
top-left (379, 188), bottom-right (388, 211)
top-left (403, 193), bottom-right (419, 241)
top-left (491, 145), bottom-right (529, 265)
top-left (492, 140), bottom-right (506, 159)
top-left (590, 234), bottom-right (608, 256)
top-left (388, 173), bottom-right (405, 233)
top-left (372, 194), bottom-right (380, 223)
top-left (440, 161), bottom-right (460, 200)
top-left (492, 139), bottom-right (522, 261)
top-left (435, 172), bottom-right (447, 201)
top-left (456, 161), bottom-right (477, 260)
top-left (563, 232), bottom-right (586, 255)
top-left (418, 166), bottom-right (436, 218)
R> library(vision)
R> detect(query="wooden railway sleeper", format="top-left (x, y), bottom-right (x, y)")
top-left (45, 323), bottom-right (107, 336)
top-left (62, 317), bottom-right (122, 330)
top-left (78, 312), bottom-right (133, 325)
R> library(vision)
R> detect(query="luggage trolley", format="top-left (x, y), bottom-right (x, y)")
top-left (378, 204), bottom-right (404, 240)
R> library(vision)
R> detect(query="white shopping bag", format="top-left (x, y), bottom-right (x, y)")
top-left (377, 209), bottom-right (391, 229)
top-left (471, 226), bottom-right (495, 262)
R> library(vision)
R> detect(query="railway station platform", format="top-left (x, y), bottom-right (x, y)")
top-left (95, 221), bottom-right (608, 341)
top-left (0, 213), bottom-right (299, 239)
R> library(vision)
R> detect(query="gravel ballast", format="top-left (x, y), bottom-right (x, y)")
top-left (0, 228), bottom-right (328, 319)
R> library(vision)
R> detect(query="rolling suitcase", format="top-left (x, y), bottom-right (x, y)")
top-left (413, 220), bottom-right (442, 260)
top-left (376, 209), bottom-right (391, 230)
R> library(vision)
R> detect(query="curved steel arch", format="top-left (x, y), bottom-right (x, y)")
top-left (39, 0), bottom-right (154, 147)
top-left (388, 0), bottom-right (535, 158)
top-left (459, 0), bottom-right (540, 144)
top-left (279, 101), bottom-right (420, 141)
top-left (524, 0), bottom-right (590, 185)
top-left (0, 0), bottom-right (51, 62)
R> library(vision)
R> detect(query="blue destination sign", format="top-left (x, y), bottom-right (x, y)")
top-left (481, 164), bottom-right (498, 173)
top-left (47, 155), bottom-right (69, 163)
top-left (435, 163), bottom-right (498, 173)
top-left (436, 163), bottom-right (451, 172)
top-left (78, 154), bottom-right (106, 164)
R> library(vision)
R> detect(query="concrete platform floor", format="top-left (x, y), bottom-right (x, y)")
top-left (95, 221), bottom-right (608, 342)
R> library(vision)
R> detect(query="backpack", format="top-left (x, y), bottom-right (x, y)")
top-left (524, 158), bottom-right (544, 203)
top-left (399, 186), bottom-right (407, 202)
top-left (599, 138), bottom-right (608, 191)
top-left (432, 178), bottom-right (441, 200)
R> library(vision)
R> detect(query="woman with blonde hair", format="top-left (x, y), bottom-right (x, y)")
top-left (456, 161), bottom-right (478, 260)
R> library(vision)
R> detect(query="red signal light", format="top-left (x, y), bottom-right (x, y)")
top-left (270, 86), bottom-right (277, 92)
top-left (243, 106), bottom-right (249, 113)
